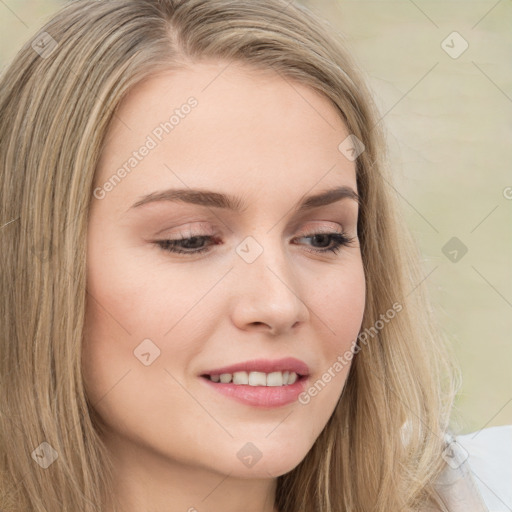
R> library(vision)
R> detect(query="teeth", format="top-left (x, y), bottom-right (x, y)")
top-left (233, 371), bottom-right (248, 385)
top-left (208, 371), bottom-right (300, 386)
top-left (266, 372), bottom-right (283, 386)
top-left (248, 371), bottom-right (267, 386)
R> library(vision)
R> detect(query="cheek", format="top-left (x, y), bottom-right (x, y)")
top-left (310, 258), bottom-right (366, 347)
top-left (289, 263), bottom-right (364, 439)
top-left (84, 231), bottom-right (182, 338)
top-left (82, 230), bottom-right (211, 408)
top-left (82, 228), bottom-right (155, 403)
top-left (294, 261), bottom-right (365, 417)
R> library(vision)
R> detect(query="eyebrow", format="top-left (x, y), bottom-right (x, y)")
top-left (128, 185), bottom-right (360, 214)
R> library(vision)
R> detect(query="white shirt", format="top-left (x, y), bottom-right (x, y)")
top-left (455, 424), bottom-right (512, 511)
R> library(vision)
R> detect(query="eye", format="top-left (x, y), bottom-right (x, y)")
top-left (293, 231), bottom-right (356, 255)
top-left (154, 230), bottom-right (356, 256)
top-left (155, 235), bottom-right (214, 255)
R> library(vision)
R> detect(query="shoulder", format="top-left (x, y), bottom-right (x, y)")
top-left (453, 424), bottom-right (512, 512)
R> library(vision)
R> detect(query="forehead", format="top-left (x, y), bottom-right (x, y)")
top-left (94, 61), bottom-right (357, 208)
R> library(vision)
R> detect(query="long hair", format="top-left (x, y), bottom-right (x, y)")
top-left (0, 1), bottom-right (461, 510)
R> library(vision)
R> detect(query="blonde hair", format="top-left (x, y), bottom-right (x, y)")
top-left (0, 0), bottom-right (461, 510)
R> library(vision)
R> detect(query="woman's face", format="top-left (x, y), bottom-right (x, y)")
top-left (83, 61), bottom-right (365, 483)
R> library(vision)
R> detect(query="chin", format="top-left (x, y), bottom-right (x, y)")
top-left (226, 443), bottom-right (310, 479)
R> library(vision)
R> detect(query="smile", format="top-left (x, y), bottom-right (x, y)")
top-left (204, 370), bottom-right (300, 387)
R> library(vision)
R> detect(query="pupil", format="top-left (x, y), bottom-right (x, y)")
top-left (185, 237), bottom-right (203, 248)
top-left (314, 234), bottom-right (329, 247)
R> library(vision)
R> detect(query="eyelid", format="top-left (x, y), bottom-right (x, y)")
top-left (294, 221), bottom-right (357, 243)
top-left (157, 217), bottom-right (353, 240)
top-left (295, 221), bottom-right (347, 234)
top-left (159, 222), bottom-right (217, 237)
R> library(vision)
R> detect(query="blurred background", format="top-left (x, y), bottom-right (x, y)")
top-left (1, 0), bottom-right (510, 435)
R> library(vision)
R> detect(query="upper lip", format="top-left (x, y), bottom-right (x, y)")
top-left (201, 357), bottom-right (310, 377)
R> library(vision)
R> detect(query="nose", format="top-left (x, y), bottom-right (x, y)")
top-left (229, 238), bottom-right (310, 336)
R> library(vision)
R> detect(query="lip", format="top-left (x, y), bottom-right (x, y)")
top-left (200, 357), bottom-right (310, 377)
top-left (198, 357), bottom-right (310, 408)
top-left (199, 373), bottom-right (309, 408)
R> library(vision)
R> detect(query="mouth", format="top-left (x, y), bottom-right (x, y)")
top-left (199, 371), bottom-right (309, 408)
top-left (200, 370), bottom-right (308, 387)
top-left (198, 357), bottom-right (310, 407)
top-left (200, 357), bottom-right (310, 385)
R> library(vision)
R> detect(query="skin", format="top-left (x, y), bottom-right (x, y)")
top-left (83, 60), bottom-right (366, 512)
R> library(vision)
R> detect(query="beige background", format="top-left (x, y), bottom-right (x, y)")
top-left (1, 0), bottom-right (510, 435)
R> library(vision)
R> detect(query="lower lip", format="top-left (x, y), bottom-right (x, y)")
top-left (200, 375), bottom-right (309, 408)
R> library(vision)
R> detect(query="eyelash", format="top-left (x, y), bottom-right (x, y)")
top-left (154, 231), bottom-right (356, 257)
